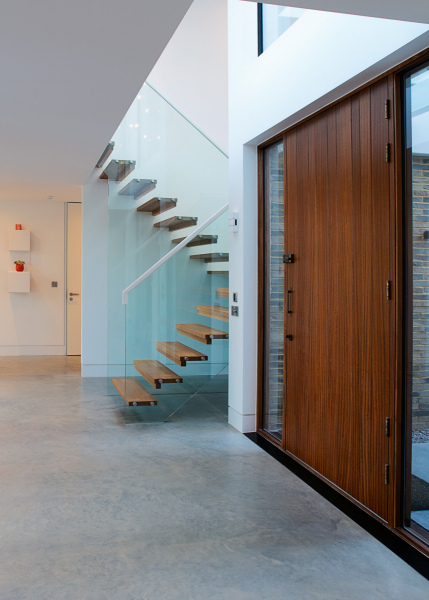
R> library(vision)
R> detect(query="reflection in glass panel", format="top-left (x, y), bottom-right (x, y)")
top-left (261, 5), bottom-right (306, 52)
top-left (405, 63), bottom-right (429, 540)
top-left (262, 141), bottom-right (284, 440)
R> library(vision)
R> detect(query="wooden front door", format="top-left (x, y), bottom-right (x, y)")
top-left (282, 77), bottom-right (394, 522)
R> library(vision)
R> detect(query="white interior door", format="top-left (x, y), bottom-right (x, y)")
top-left (66, 202), bottom-right (82, 355)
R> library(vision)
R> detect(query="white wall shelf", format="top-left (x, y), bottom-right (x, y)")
top-left (8, 271), bottom-right (30, 293)
top-left (9, 230), bottom-right (30, 251)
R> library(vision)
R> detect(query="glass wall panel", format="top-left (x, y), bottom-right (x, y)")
top-left (262, 141), bottom-right (284, 440)
top-left (260, 4), bottom-right (306, 52)
top-left (404, 62), bottom-right (429, 541)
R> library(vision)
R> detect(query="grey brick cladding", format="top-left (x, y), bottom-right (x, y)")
top-left (412, 154), bottom-right (429, 429)
top-left (264, 144), bottom-right (284, 435)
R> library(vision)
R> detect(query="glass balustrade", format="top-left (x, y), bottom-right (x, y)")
top-left (102, 82), bottom-right (229, 422)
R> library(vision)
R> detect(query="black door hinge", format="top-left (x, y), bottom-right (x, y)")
top-left (385, 99), bottom-right (390, 119)
top-left (283, 254), bottom-right (294, 264)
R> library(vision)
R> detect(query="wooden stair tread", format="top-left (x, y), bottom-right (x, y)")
top-left (154, 216), bottom-right (198, 232)
top-left (190, 252), bottom-right (229, 263)
top-left (176, 324), bottom-right (228, 345)
top-left (197, 306), bottom-right (229, 322)
top-left (96, 142), bottom-right (115, 168)
top-left (112, 378), bottom-right (157, 406)
top-left (207, 270), bottom-right (229, 275)
top-left (119, 179), bottom-right (157, 200)
top-left (137, 197), bottom-right (177, 216)
top-left (133, 360), bottom-right (183, 389)
top-left (155, 341), bottom-right (208, 367)
top-left (217, 288), bottom-right (228, 297)
top-left (172, 234), bottom-right (218, 247)
top-left (100, 160), bottom-right (136, 181)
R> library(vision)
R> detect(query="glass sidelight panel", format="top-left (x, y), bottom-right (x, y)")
top-left (404, 62), bottom-right (429, 541)
top-left (262, 141), bottom-right (284, 440)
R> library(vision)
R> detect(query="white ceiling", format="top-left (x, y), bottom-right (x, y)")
top-left (0, 0), bottom-right (193, 201)
top-left (248, 0), bottom-right (429, 24)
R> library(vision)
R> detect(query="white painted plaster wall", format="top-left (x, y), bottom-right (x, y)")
top-left (227, 0), bottom-right (429, 432)
top-left (0, 200), bottom-right (66, 355)
top-left (147, 0), bottom-right (228, 153)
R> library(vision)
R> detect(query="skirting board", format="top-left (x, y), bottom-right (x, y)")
top-left (228, 406), bottom-right (256, 433)
top-left (0, 346), bottom-right (66, 356)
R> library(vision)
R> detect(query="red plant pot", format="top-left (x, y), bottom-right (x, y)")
top-left (15, 264), bottom-right (24, 272)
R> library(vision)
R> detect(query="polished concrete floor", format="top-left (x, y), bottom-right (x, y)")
top-left (0, 356), bottom-right (428, 600)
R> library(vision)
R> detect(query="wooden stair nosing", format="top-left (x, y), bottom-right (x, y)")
top-left (112, 378), bottom-right (157, 406)
top-left (172, 235), bottom-right (218, 247)
top-left (137, 197), bottom-right (177, 216)
top-left (133, 360), bottom-right (183, 389)
top-left (96, 142), bottom-right (115, 168)
top-left (154, 216), bottom-right (198, 232)
top-left (176, 324), bottom-right (229, 345)
top-left (196, 305), bottom-right (229, 322)
top-left (155, 341), bottom-right (208, 367)
top-left (100, 160), bottom-right (136, 181)
top-left (217, 288), bottom-right (229, 298)
top-left (190, 252), bottom-right (229, 263)
top-left (119, 179), bottom-right (157, 200)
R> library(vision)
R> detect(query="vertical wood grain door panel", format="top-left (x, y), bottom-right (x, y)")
top-left (283, 78), bottom-right (393, 522)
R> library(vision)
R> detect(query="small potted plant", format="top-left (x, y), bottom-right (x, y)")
top-left (14, 260), bottom-right (25, 272)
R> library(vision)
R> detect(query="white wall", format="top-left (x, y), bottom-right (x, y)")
top-left (227, 0), bottom-right (429, 432)
top-left (0, 200), bottom-right (66, 355)
top-left (147, 0), bottom-right (228, 153)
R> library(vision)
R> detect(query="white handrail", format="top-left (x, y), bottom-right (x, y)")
top-left (122, 203), bottom-right (229, 304)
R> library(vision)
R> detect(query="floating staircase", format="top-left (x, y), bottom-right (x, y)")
top-left (96, 142), bottom-right (115, 169)
top-left (176, 324), bottom-right (228, 345)
top-left (197, 306), bottom-right (229, 322)
top-left (138, 197), bottom-right (177, 215)
top-left (155, 342), bottom-right (208, 367)
top-left (107, 149), bottom-right (229, 413)
top-left (100, 160), bottom-right (136, 181)
top-left (133, 360), bottom-right (182, 389)
top-left (172, 234), bottom-right (218, 247)
top-left (154, 216), bottom-right (198, 232)
top-left (190, 252), bottom-right (229, 263)
top-left (112, 378), bottom-right (157, 406)
top-left (119, 179), bottom-right (157, 200)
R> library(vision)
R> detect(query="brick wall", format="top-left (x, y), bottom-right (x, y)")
top-left (265, 144), bottom-right (284, 435)
top-left (412, 154), bottom-right (429, 430)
